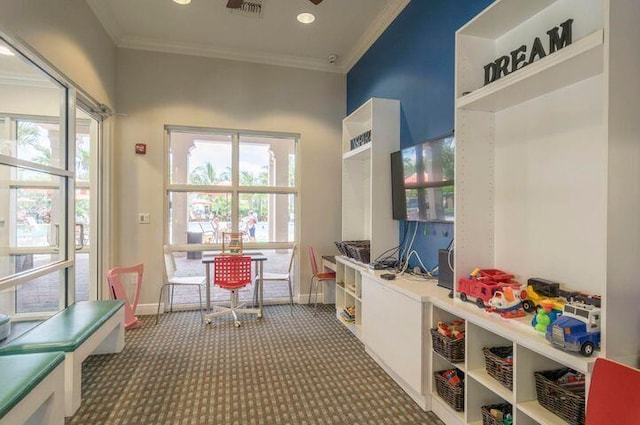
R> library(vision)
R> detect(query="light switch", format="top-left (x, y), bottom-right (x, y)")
top-left (138, 213), bottom-right (150, 224)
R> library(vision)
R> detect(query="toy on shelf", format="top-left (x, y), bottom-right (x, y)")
top-left (457, 268), bottom-right (522, 309)
top-left (486, 286), bottom-right (526, 318)
top-left (531, 299), bottom-right (562, 331)
top-left (522, 277), bottom-right (601, 313)
top-left (437, 320), bottom-right (465, 339)
top-left (545, 302), bottom-right (601, 356)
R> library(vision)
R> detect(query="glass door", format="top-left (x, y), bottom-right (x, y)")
top-left (74, 107), bottom-right (100, 302)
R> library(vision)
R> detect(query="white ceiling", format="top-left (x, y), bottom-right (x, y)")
top-left (86, 0), bottom-right (409, 73)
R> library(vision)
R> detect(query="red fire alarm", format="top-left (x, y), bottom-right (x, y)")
top-left (135, 143), bottom-right (147, 155)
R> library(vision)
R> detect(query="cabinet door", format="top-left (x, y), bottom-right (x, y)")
top-left (362, 275), bottom-right (423, 394)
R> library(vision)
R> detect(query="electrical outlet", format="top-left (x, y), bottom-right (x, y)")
top-left (138, 213), bottom-right (150, 224)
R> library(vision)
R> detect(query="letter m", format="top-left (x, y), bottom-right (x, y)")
top-left (547, 18), bottom-right (573, 53)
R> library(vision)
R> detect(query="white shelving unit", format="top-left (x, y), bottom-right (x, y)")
top-left (334, 257), bottom-right (366, 339)
top-left (342, 97), bottom-right (400, 262)
top-left (450, 0), bottom-right (640, 423)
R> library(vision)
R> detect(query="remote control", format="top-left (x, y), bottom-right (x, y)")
top-left (381, 273), bottom-right (396, 280)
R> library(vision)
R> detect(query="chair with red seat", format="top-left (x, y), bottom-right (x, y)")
top-left (307, 245), bottom-right (336, 307)
top-left (585, 357), bottom-right (640, 424)
top-left (205, 256), bottom-right (261, 327)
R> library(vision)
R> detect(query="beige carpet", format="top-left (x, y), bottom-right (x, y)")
top-left (66, 305), bottom-right (445, 424)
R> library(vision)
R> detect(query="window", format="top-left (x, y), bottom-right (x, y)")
top-left (166, 127), bottom-right (298, 304)
top-left (0, 37), bottom-right (104, 317)
top-left (166, 127), bottom-right (297, 247)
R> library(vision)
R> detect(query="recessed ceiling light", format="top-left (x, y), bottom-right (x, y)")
top-left (0, 46), bottom-right (14, 56)
top-left (297, 13), bottom-right (315, 24)
top-left (173, 0), bottom-right (191, 4)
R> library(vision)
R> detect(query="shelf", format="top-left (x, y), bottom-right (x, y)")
top-left (467, 368), bottom-right (513, 403)
top-left (456, 29), bottom-right (603, 112)
top-left (342, 143), bottom-right (371, 161)
top-left (518, 400), bottom-right (572, 425)
top-left (458, 0), bottom-right (556, 38)
top-left (431, 393), bottom-right (465, 424)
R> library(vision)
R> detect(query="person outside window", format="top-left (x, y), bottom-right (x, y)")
top-left (246, 210), bottom-right (257, 241)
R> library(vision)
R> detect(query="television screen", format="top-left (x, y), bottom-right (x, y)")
top-left (391, 133), bottom-right (454, 222)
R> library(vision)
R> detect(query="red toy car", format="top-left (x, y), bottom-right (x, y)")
top-left (457, 269), bottom-right (522, 308)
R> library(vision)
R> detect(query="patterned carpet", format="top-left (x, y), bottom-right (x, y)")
top-left (66, 305), bottom-right (445, 425)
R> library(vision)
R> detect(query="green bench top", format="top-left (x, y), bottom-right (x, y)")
top-left (0, 300), bottom-right (124, 355)
top-left (0, 351), bottom-right (65, 419)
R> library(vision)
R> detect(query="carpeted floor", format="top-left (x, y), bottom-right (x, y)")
top-left (66, 305), bottom-right (445, 424)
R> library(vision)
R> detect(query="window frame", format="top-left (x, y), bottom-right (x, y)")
top-left (164, 125), bottom-right (299, 252)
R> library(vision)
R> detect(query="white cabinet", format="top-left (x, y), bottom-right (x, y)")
top-left (361, 274), bottom-right (428, 409)
top-left (342, 97), bottom-right (399, 261)
top-left (454, 0), bottom-right (640, 366)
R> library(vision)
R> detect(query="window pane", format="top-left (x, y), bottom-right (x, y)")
top-left (239, 193), bottom-right (294, 243)
top-left (239, 135), bottom-right (295, 187)
top-left (169, 132), bottom-right (232, 186)
top-left (0, 164), bottom-right (65, 279)
top-left (0, 270), bottom-right (63, 314)
top-left (0, 54), bottom-right (66, 171)
top-left (169, 191), bottom-right (232, 245)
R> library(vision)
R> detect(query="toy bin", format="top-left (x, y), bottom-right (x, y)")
top-left (534, 368), bottom-right (585, 425)
top-left (483, 346), bottom-right (513, 390)
top-left (434, 369), bottom-right (465, 411)
top-left (481, 403), bottom-right (512, 425)
top-left (430, 328), bottom-right (465, 362)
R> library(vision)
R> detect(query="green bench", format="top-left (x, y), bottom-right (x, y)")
top-left (0, 300), bottom-right (125, 416)
top-left (0, 352), bottom-right (65, 425)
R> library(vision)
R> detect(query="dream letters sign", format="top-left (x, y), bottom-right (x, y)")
top-left (483, 19), bottom-right (574, 86)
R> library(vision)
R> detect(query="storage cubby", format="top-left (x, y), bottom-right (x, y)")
top-left (515, 345), bottom-right (576, 425)
top-left (334, 257), bottom-right (365, 338)
top-left (465, 378), bottom-right (508, 425)
top-left (466, 323), bottom-right (514, 403)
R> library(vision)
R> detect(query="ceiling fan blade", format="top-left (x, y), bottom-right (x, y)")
top-left (226, 0), bottom-right (244, 9)
top-left (309, 0), bottom-right (323, 4)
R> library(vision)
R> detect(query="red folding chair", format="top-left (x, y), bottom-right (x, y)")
top-left (204, 256), bottom-right (261, 327)
top-left (585, 357), bottom-right (640, 424)
top-left (308, 246), bottom-right (336, 307)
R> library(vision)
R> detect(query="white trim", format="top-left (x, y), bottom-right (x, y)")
top-left (87, 0), bottom-right (409, 74)
top-left (342, 0), bottom-right (410, 72)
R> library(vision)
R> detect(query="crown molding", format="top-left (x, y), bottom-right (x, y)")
top-left (342, 0), bottom-right (410, 73)
top-left (118, 36), bottom-right (347, 73)
top-left (86, 0), bottom-right (123, 42)
top-left (88, 0), bottom-right (409, 74)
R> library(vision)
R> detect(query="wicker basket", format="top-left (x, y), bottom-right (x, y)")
top-left (481, 403), bottom-right (512, 425)
top-left (535, 368), bottom-right (585, 425)
top-left (434, 369), bottom-right (465, 411)
top-left (430, 328), bottom-right (465, 362)
top-left (483, 346), bottom-right (513, 390)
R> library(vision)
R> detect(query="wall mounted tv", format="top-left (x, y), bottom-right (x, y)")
top-left (391, 132), bottom-right (454, 222)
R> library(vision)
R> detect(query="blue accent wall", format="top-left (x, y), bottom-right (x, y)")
top-left (347, 0), bottom-right (493, 271)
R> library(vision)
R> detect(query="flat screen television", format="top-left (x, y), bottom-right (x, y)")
top-left (391, 132), bottom-right (454, 222)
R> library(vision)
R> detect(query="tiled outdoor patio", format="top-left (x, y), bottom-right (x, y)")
top-left (7, 248), bottom-right (295, 314)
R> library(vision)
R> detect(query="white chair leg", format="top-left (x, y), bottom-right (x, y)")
top-left (287, 277), bottom-right (294, 315)
top-left (156, 284), bottom-right (166, 324)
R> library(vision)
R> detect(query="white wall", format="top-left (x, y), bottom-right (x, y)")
top-left (115, 49), bottom-right (344, 306)
top-left (0, 0), bottom-right (117, 108)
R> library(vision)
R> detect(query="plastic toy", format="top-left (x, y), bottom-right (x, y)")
top-left (545, 302), bottom-right (601, 356)
top-left (532, 307), bottom-right (551, 332)
top-left (457, 268), bottom-right (522, 309)
top-left (486, 287), bottom-right (526, 318)
top-left (437, 320), bottom-right (465, 339)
